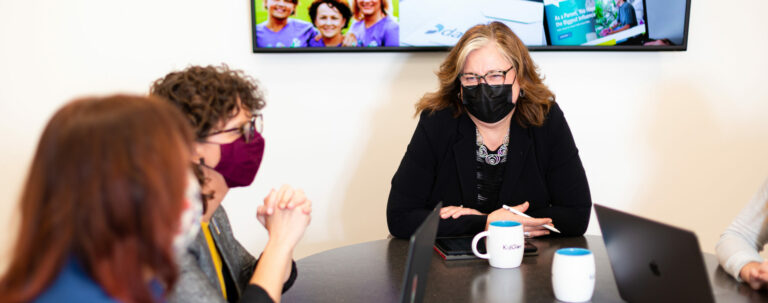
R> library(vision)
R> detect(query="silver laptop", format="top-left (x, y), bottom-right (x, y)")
top-left (594, 204), bottom-right (715, 303)
top-left (400, 202), bottom-right (442, 303)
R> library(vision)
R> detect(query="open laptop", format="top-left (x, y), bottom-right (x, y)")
top-left (400, 202), bottom-right (442, 303)
top-left (594, 204), bottom-right (715, 303)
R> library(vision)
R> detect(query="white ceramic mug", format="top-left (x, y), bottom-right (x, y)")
top-left (551, 248), bottom-right (595, 302)
top-left (472, 221), bottom-right (524, 268)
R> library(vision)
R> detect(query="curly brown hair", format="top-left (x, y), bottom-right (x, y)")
top-left (416, 22), bottom-right (554, 127)
top-left (309, 0), bottom-right (353, 29)
top-left (150, 64), bottom-right (266, 139)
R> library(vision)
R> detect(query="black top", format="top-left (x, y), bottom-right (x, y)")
top-left (475, 147), bottom-right (507, 211)
top-left (386, 102), bottom-right (592, 238)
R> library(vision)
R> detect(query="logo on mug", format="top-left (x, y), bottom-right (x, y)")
top-left (502, 244), bottom-right (522, 250)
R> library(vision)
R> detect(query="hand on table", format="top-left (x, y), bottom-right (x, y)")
top-left (487, 202), bottom-right (552, 238)
top-left (440, 205), bottom-right (483, 219)
top-left (741, 261), bottom-right (768, 290)
top-left (257, 185), bottom-right (312, 228)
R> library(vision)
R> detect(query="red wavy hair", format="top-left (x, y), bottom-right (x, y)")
top-left (0, 95), bottom-right (195, 303)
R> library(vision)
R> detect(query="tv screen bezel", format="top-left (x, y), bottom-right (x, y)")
top-left (250, 0), bottom-right (690, 53)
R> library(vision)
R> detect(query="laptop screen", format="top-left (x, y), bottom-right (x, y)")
top-left (400, 202), bottom-right (442, 303)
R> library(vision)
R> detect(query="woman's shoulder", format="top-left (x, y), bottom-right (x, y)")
top-left (34, 259), bottom-right (117, 303)
top-left (418, 107), bottom-right (459, 127)
top-left (544, 101), bottom-right (564, 121)
top-left (383, 16), bottom-right (399, 29)
top-left (415, 108), bottom-right (465, 145)
top-left (288, 18), bottom-right (314, 31)
top-left (350, 19), bottom-right (365, 31)
top-left (532, 101), bottom-right (565, 130)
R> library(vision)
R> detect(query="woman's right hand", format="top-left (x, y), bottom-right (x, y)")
top-left (257, 185), bottom-right (312, 228)
top-left (250, 189), bottom-right (311, 303)
top-left (262, 189), bottom-right (311, 250)
top-left (486, 202), bottom-right (552, 238)
top-left (440, 205), bottom-right (483, 219)
top-left (740, 261), bottom-right (768, 290)
top-left (342, 32), bottom-right (358, 47)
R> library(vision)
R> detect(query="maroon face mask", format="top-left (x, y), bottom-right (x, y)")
top-left (213, 133), bottom-right (265, 188)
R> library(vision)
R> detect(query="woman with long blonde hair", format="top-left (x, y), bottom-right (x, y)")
top-left (349, 0), bottom-right (398, 47)
top-left (387, 22), bottom-right (591, 239)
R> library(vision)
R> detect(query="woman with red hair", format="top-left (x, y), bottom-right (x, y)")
top-left (0, 95), bottom-right (201, 302)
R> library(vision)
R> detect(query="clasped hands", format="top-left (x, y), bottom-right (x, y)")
top-left (256, 185), bottom-right (312, 248)
top-left (439, 201), bottom-right (553, 238)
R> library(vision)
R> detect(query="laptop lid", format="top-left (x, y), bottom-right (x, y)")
top-left (594, 204), bottom-right (715, 303)
top-left (400, 202), bottom-right (442, 303)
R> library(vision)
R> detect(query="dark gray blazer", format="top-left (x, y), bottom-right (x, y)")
top-left (169, 207), bottom-right (296, 303)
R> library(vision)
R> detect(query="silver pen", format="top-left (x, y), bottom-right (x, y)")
top-left (502, 204), bottom-right (561, 233)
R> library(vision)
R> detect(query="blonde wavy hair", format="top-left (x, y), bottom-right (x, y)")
top-left (351, 0), bottom-right (390, 21)
top-left (416, 22), bottom-right (554, 127)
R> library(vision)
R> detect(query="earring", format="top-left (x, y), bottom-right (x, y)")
top-left (520, 89), bottom-right (526, 98)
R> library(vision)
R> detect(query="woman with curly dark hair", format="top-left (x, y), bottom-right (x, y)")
top-left (307, 0), bottom-right (353, 47)
top-left (151, 64), bottom-right (311, 303)
top-left (387, 22), bottom-right (592, 239)
top-left (0, 95), bottom-right (201, 303)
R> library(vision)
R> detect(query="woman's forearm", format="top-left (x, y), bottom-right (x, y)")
top-left (249, 240), bottom-right (294, 302)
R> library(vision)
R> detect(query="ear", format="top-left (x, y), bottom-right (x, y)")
top-left (193, 142), bottom-right (206, 164)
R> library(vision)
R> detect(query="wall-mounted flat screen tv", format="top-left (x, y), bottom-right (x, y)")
top-left (251, 0), bottom-right (690, 52)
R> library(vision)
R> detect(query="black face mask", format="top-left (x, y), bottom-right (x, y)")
top-left (461, 83), bottom-right (515, 123)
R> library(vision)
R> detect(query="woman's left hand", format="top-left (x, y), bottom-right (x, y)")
top-left (440, 205), bottom-right (483, 219)
top-left (342, 33), bottom-right (358, 47)
top-left (257, 185), bottom-right (312, 228)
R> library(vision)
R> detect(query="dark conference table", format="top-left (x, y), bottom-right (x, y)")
top-left (282, 235), bottom-right (768, 302)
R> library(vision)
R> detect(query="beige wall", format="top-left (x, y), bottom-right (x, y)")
top-left (1, 0), bottom-right (767, 272)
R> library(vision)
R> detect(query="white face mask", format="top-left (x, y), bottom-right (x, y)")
top-left (173, 172), bottom-right (203, 256)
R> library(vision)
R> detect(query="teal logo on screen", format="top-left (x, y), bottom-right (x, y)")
top-left (424, 24), bottom-right (464, 39)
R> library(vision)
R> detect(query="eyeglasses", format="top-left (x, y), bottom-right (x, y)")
top-left (458, 66), bottom-right (515, 86)
top-left (206, 113), bottom-right (263, 144)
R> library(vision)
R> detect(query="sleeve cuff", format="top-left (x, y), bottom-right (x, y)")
top-left (725, 251), bottom-right (763, 282)
top-left (241, 284), bottom-right (275, 303)
top-left (282, 260), bottom-right (297, 293)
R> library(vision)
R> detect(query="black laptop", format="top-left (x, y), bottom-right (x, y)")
top-left (594, 204), bottom-right (715, 303)
top-left (400, 202), bottom-right (442, 303)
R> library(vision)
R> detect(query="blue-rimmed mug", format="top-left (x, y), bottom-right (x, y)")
top-left (552, 248), bottom-right (595, 302)
top-left (472, 221), bottom-right (524, 268)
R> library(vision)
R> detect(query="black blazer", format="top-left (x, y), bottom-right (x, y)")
top-left (387, 103), bottom-right (591, 238)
